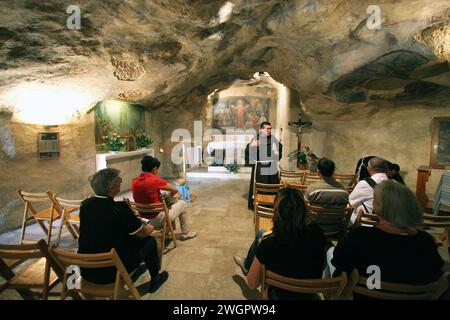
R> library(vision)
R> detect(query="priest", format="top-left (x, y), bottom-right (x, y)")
top-left (245, 122), bottom-right (282, 210)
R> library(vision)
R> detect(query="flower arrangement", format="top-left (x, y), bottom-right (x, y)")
top-left (136, 133), bottom-right (153, 148)
top-left (103, 133), bottom-right (125, 151)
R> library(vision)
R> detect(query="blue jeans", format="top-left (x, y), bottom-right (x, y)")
top-left (244, 229), bottom-right (266, 270)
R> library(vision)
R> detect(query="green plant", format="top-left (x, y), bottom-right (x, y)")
top-left (224, 163), bottom-right (240, 173)
top-left (288, 146), bottom-right (319, 170)
top-left (136, 133), bottom-right (153, 148)
top-left (103, 133), bottom-right (125, 151)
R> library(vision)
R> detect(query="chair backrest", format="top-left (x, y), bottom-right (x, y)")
top-left (333, 173), bottom-right (358, 191)
top-left (303, 173), bottom-right (321, 185)
top-left (261, 264), bottom-right (348, 300)
top-left (53, 197), bottom-right (83, 211)
top-left (255, 205), bottom-right (275, 236)
top-left (49, 246), bottom-right (141, 300)
top-left (280, 170), bottom-right (306, 184)
top-left (125, 198), bottom-right (166, 218)
top-left (353, 208), bottom-right (378, 228)
top-left (284, 182), bottom-right (308, 193)
top-left (17, 189), bottom-right (57, 216)
top-left (0, 239), bottom-right (64, 300)
top-left (422, 214), bottom-right (450, 228)
top-left (308, 204), bottom-right (353, 237)
top-left (347, 269), bottom-right (448, 300)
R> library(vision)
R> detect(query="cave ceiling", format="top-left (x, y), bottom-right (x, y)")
top-left (0, 0), bottom-right (449, 118)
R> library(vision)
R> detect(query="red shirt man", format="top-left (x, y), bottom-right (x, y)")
top-left (132, 172), bottom-right (168, 205)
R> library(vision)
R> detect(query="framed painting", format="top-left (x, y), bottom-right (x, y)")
top-left (37, 132), bottom-right (60, 160)
top-left (430, 117), bottom-right (450, 169)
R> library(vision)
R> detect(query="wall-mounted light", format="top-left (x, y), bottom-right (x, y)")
top-left (159, 147), bottom-right (164, 153)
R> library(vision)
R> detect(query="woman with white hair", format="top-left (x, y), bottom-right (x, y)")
top-left (330, 180), bottom-right (444, 296)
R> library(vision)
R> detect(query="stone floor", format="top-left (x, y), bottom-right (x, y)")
top-left (0, 178), bottom-right (261, 300)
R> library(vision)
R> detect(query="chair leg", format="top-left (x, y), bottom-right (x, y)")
top-left (19, 205), bottom-right (29, 245)
top-left (186, 187), bottom-right (191, 207)
top-left (167, 220), bottom-right (177, 248)
top-left (56, 216), bottom-right (66, 246)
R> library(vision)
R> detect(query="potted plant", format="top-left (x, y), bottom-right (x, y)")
top-left (288, 146), bottom-right (319, 171)
top-left (136, 133), bottom-right (153, 149)
top-left (103, 133), bottom-right (125, 152)
top-left (224, 163), bottom-right (240, 174)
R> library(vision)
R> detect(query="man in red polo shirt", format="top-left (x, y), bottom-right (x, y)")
top-left (132, 155), bottom-right (197, 240)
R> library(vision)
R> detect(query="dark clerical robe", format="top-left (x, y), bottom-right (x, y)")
top-left (245, 134), bottom-right (282, 210)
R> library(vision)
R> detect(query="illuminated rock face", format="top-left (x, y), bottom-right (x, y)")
top-left (0, 0), bottom-right (449, 116)
top-left (0, 1), bottom-right (450, 232)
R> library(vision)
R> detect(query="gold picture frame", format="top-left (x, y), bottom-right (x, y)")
top-left (430, 117), bottom-right (450, 169)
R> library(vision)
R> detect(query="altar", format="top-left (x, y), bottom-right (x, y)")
top-left (206, 134), bottom-right (254, 165)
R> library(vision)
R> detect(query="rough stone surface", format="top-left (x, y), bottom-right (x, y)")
top-left (1, 1), bottom-right (450, 231)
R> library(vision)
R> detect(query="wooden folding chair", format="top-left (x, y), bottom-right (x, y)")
top-left (353, 208), bottom-right (378, 228)
top-left (280, 170), bottom-right (306, 184)
top-left (308, 204), bottom-right (353, 241)
top-left (255, 204), bottom-right (274, 236)
top-left (253, 183), bottom-right (283, 222)
top-left (422, 214), bottom-right (450, 248)
top-left (51, 196), bottom-right (83, 246)
top-left (125, 198), bottom-right (176, 265)
top-left (0, 239), bottom-right (61, 300)
top-left (17, 189), bottom-right (61, 245)
top-left (302, 173), bottom-right (321, 185)
top-left (346, 269), bottom-right (448, 300)
top-left (333, 173), bottom-right (358, 192)
top-left (49, 246), bottom-right (141, 300)
top-left (261, 264), bottom-right (348, 300)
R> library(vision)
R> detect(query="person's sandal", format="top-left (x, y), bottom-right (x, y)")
top-left (180, 231), bottom-right (197, 241)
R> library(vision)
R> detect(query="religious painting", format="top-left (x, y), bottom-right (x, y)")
top-left (94, 100), bottom-right (145, 150)
top-left (430, 117), bottom-right (450, 169)
top-left (212, 95), bottom-right (274, 133)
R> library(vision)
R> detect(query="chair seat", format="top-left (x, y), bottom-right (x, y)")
top-left (80, 279), bottom-right (133, 299)
top-left (33, 208), bottom-right (61, 220)
top-left (66, 214), bottom-right (80, 223)
top-left (9, 258), bottom-right (58, 288)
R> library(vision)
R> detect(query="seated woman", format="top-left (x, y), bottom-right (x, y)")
top-left (330, 180), bottom-right (444, 298)
top-left (131, 156), bottom-right (196, 240)
top-left (234, 187), bottom-right (328, 299)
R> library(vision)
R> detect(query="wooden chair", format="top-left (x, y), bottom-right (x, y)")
top-left (280, 170), bottom-right (306, 184)
top-left (284, 182), bottom-right (308, 193)
top-left (0, 239), bottom-right (61, 300)
top-left (125, 198), bottom-right (176, 265)
top-left (17, 190), bottom-right (61, 245)
top-left (261, 264), bottom-right (348, 300)
top-left (422, 214), bottom-right (450, 247)
top-left (255, 204), bottom-right (274, 236)
top-left (346, 269), bottom-right (449, 300)
top-left (308, 204), bottom-right (353, 240)
top-left (353, 208), bottom-right (379, 228)
top-left (253, 183), bottom-right (283, 222)
top-left (51, 196), bottom-right (83, 246)
top-left (302, 172), bottom-right (321, 185)
top-left (49, 246), bottom-right (141, 300)
top-left (333, 173), bottom-right (358, 192)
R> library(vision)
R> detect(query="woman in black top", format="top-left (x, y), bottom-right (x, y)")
top-left (237, 187), bottom-right (327, 299)
top-left (331, 180), bottom-right (444, 297)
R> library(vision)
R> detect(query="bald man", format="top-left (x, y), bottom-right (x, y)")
top-left (349, 157), bottom-right (389, 224)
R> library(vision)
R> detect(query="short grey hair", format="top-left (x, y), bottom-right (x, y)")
top-left (368, 157), bottom-right (388, 173)
top-left (89, 168), bottom-right (120, 196)
top-left (373, 180), bottom-right (423, 228)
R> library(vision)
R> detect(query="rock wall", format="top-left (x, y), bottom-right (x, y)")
top-left (301, 103), bottom-right (450, 200)
top-left (0, 114), bottom-right (96, 233)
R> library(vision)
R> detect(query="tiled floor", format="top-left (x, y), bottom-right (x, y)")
top-left (0, 178), bottom-right (261, 300)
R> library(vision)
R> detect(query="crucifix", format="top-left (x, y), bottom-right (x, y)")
top-left (288, 114), bottom-right (312, 167)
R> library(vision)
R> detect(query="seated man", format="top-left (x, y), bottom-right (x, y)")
top-left (132, 156), bottom-right (197, 241)
top-left (78, 168), bottom-right (168, 293)
top-left (306, 157), bottom-right (349, 234)
top-left (349, 157), bottom-right (389, 224)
